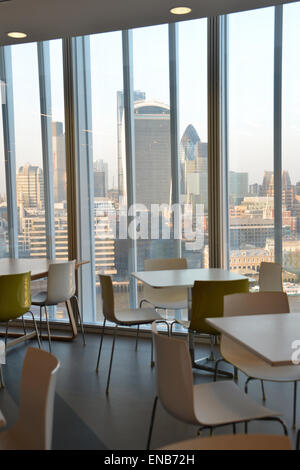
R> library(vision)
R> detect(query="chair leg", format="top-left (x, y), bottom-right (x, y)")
top-left (106, 325), bottom-right (118, 394)
top-left (151, 334), bottom-right (155, 368)
top-left (208, 335), bottom-right (215, 362)
top-left (22, 316), bottom-right (27, 336)
top-left (39, 306), bottom-right (43, 340)
top-left (4, 321), bottom-right (9, 349)
top-left (96, 318), bottom-right (106, 372)
top-left (0, 365), bottom-right (4, 388)
top-left (259, 416), bottom-right (288, 436)
top-left (232, 423), bottom-right (236, 434)
top-left (146, 396), bottom-right (158, 450)
top-left (245, 377), bottom-right (254, 394)
top-left (260, 380), bottom-right (266, 401)
top-left (293, 381), bottom-right (298, 429)
top-left (73, 296), bottom-right (86, 346)
top-left (297, 429), bottom-right (300, 450)
top-left (135, 325), bottom-right (140, 351)
top-left (244, 421), bottom-right (248, 434)
top-left (234, 366), bottom-right (238, 382)
top-left (44, 306), bottom-right (52, 353)
top-left (28, 311), bottom-right (42, 349)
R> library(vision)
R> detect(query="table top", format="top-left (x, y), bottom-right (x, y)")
top-left (0, 258), bottom-right (89, 280)
top-left (206, 313), bottom-right (300, 367)
top-left (132, 268), bottom-right (248, 288)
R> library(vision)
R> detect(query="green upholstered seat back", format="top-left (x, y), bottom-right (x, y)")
top-left (0, 272), bottom-right (31, 321)
top-left (190, 278), bottom-right (249, 334)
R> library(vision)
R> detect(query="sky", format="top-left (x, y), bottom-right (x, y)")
top-left (0, 2), bottom-right (300, 198)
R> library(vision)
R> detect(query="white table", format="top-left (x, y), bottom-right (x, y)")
top-left (132, 268), bottom-right (248, 376)
top-left (206, 313), bottom-right (300, 367)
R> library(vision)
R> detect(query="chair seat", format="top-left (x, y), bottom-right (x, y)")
top-left (160, 434), bottom-right (292, 450)
top-left (115, 308), bottom-right (163, 325)
top-left (193, 380), bottom-right (279, 427)
top-left (31, 292), bottom-right (57, 306)
top-left (142, 287), bottom-right (187, 310)
top-left (222, 336), bottom-right (300, 382)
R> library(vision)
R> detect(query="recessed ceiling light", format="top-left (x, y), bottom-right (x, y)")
top-left (7, 31), bottom-right (27, 39)
top-left (170, 6), bottom-right (192, 15)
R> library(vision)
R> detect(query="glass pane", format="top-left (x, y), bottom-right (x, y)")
top-left (49, 40), bottom-right (68, 262)
top-left (132, 24), bottom-right (174, 308)
top-left (227, 8), bottom-right (275, 288)
top-left (11, 43), bottom-right (45, 258)
top-left (90, 31), bottom-right (127, 319)
top-left (0, 103), bottom-right (8, 258)
top-left (282, 2), bottom-right (300, 301)
top-left (178, 18), bottom-right (208, 269)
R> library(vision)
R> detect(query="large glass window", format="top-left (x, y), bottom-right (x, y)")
top-left (178, 18), bottom-right (208, 269)
top-left (227, 8), bottom-right (275, 286)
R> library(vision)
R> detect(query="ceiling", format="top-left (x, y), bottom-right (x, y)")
top-left (0, 0), bottom-right (296, 46)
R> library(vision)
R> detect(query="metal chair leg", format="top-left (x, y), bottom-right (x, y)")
top-left (4, 321), bottom-right (9, 348)
top-left (233, 423), bottom-right (236, 434)
top-left (44, 306), bottom-right (52, 353)
top-left (106, 325), bottom-right (118, 394)
top-left (135, 325), bottom-right (140, 351)
top-left (146, 396), bottom-right (158, 450)
top-left (74, 295), bottom-right (86, 346)
top-left (261, 380), bottom-right (266, 401)
top-left (244, 421), bottom-right (248, 434)
top-left (22, 316), bottom-right (27, 336)
top-left (96, 318), bottom-right (106, 372)
top-left (151, 333), bottom-right (155, 368)
top-left (0, 365), bottom-right (5, 389)
top-left (245, 377), bottom-right (254, 393)
top-left (39, 306), bottom-right (43, 340)
top-left (293, 381), bottom-right (298, 429)
top-left (28, 311), bottom-right (42, 349)
top-left (296, 429), bottom-right (300, 450)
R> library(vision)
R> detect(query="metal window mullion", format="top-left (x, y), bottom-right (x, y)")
top-left (274, 5), bottom-right (283, 265)
top-left (207, 16), bottom-right (224, 268)
top-left (37, 41), bottom-right (55, 260)
top-left (122, 30), bottom-right (137, 308)
top-left (220, 15), bottom-right (229, 269)
top-left (72, 36), bottom-right (96, 322)
top-left (168, 23), bottom-right (181, 258)
top-left (0, 46), bottom-right (18, 258)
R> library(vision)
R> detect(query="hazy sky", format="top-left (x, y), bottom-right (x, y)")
top-left (0, 3), bottom-right (300, 198)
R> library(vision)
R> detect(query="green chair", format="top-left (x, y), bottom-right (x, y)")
top-left (0, 272), bottom-right (41, 387)
top-left (171, 278), bottom-right (249, 375)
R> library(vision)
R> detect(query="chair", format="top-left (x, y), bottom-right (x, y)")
top-left (96, 275), bottom-right (167, 394)
top-left (147, 322), bottom-right (287, 450)
top-left (31, 260), bottom-right (85, 352)
top-left (0, 347), bottom-right (60, 450)
top-left (259, 262), bottom-right (283, 292)
top-left (216, 291), bottom-right (300, 428)
top-left (0, 272), bottom-right (41, 387)
top-left (140, 258), bottom-right (188, 312)
top-left (171, 279), bottom-right (249, 372)
top-left (160, 434), bottom-right (292, 450)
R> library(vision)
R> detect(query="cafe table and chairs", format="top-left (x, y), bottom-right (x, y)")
top-left (132, 267), bottom-right (249, 376)
top-left (0, 258), bottom-right (88, 344)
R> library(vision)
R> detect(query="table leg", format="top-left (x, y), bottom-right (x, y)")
top-left (187, 287), bottom-right (232, 378)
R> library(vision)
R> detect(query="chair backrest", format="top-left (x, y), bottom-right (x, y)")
top-left (99, 275), bottom-right (117, 323)
top-left (152, 322), bottom-right (197, 424)
top-left (16, 347), bottom-right (60, 450)
top-left (144, 258), bottom-right (187, 271)
top-left (259, 262), bottom-right (283, 292)
top-left (47, 260), bottom-right (76, 304)
top-left (0, 272), bottom-right (31, 321)
top-left (223, 291), bottom-right (290, 318)
top-left (190, 278), bottom-right (249, 334)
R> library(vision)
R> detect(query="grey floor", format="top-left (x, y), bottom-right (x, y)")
top-left (0, 328), bottom-right (298, 450)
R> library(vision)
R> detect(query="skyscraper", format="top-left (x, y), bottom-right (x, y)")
top-left (52, 121), bottom-right (66, 203)
top-left (94, 159), bottom-right (109, 197)
top-left (16, 164), bottom-right (44, 209)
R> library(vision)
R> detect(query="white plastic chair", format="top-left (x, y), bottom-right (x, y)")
top-left (32, 260), bottom-right (85, 351)
top-left (96, 275), bottom-right (167, 394)
top-left (259, 262), bottom-right (283, 292)
top-left (140, 258), bottom-right (188, 311)
top-left (216, 291), bottom-right (300, 428)
top-left (147, 322), bottom-right (287, 450)
top-left (0, 347), bottom-right (60, 450)
top-left (160, 433), bottom-right (292, 450)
